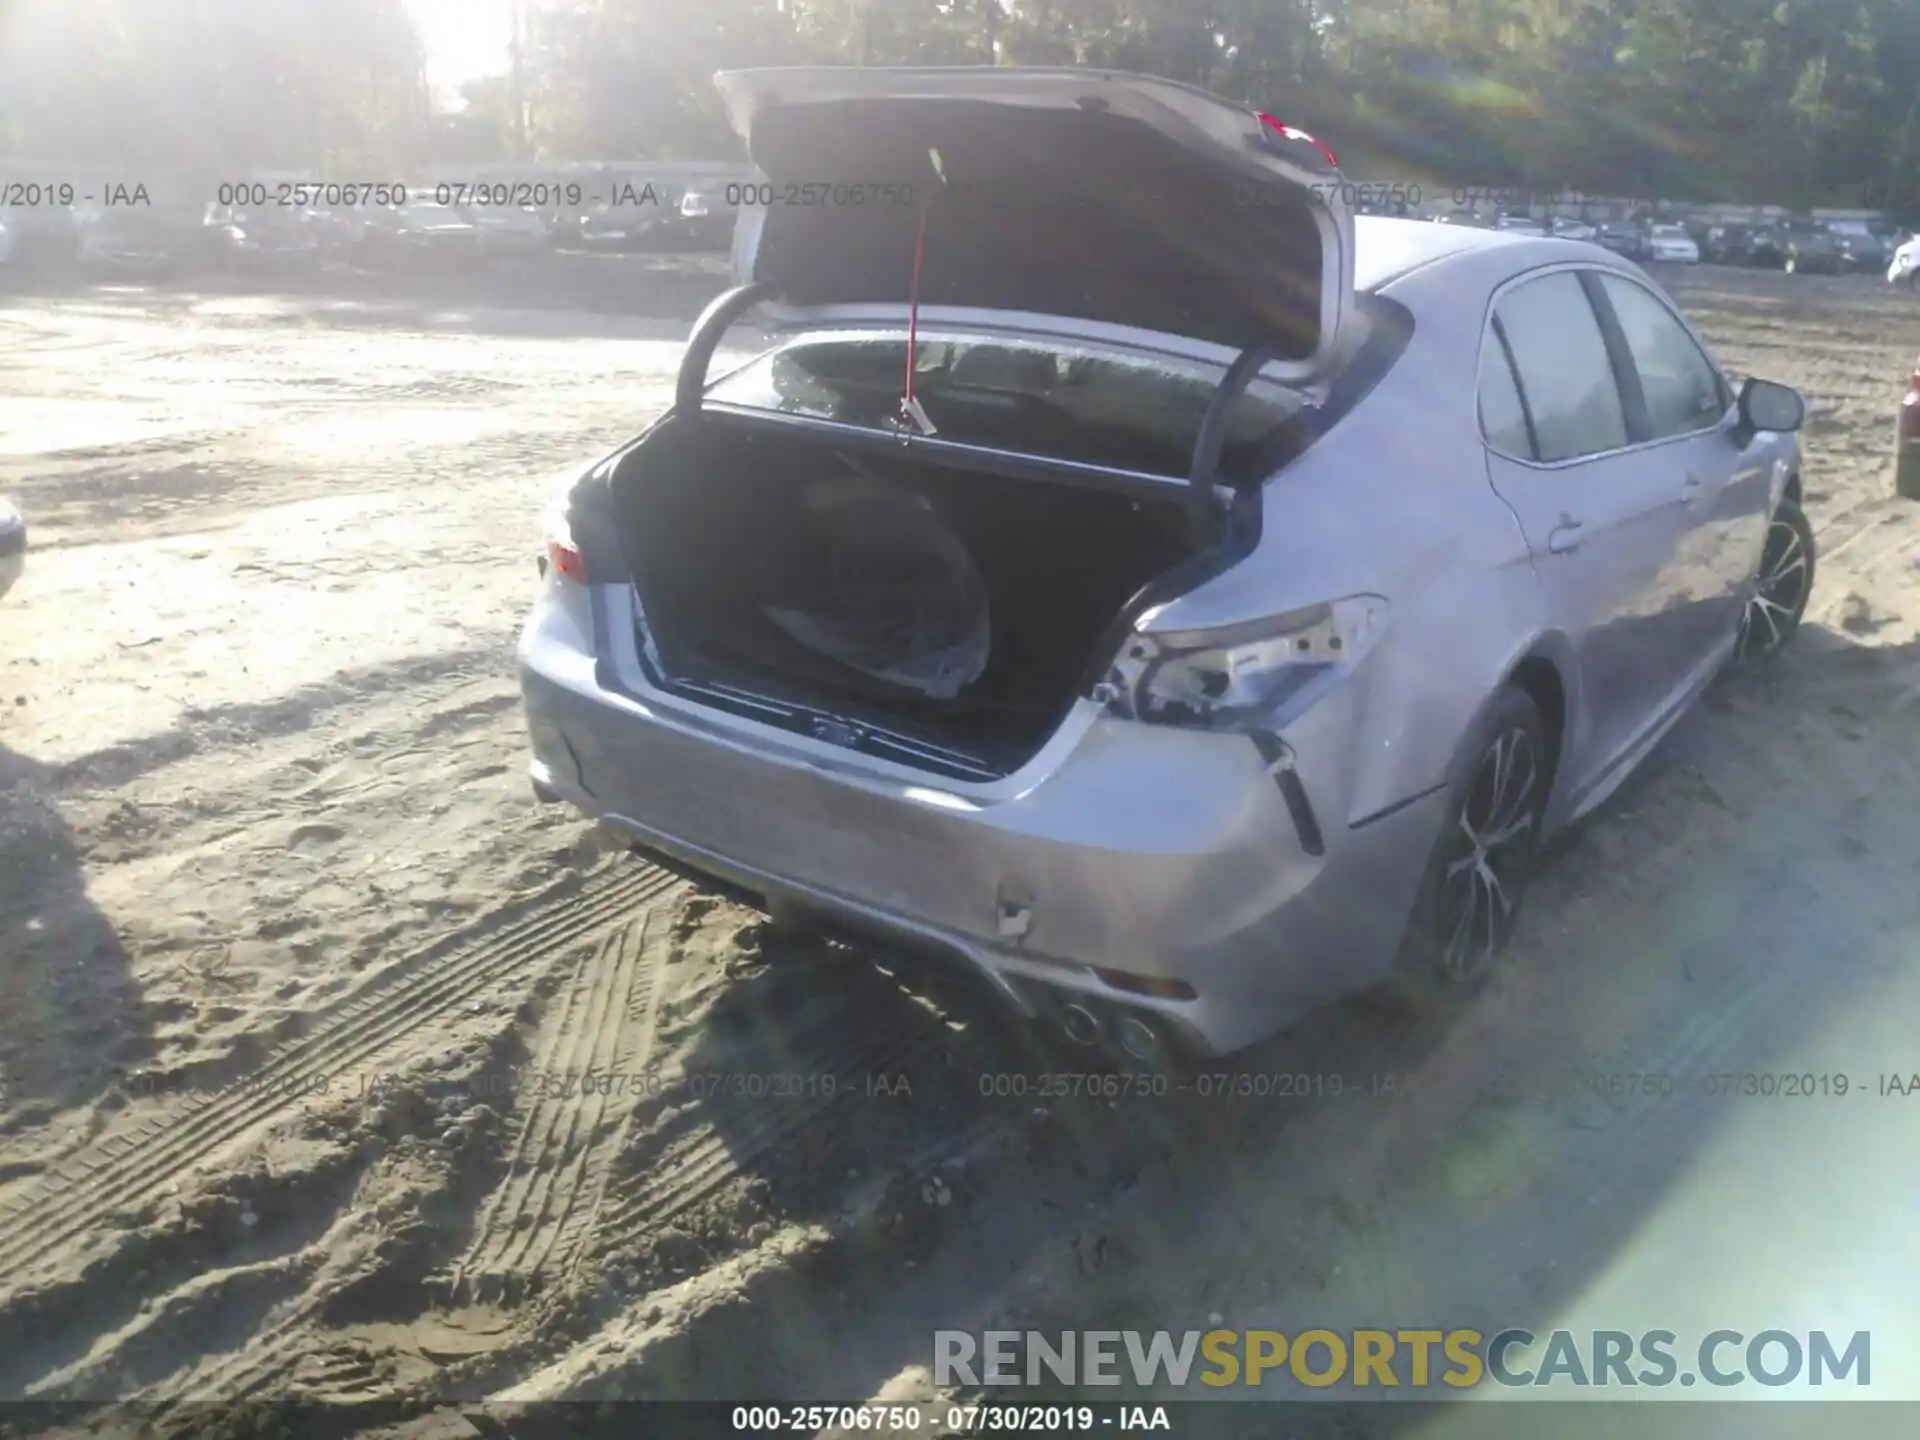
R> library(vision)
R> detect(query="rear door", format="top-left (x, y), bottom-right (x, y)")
top-left (1479, 268), bottom-right (1699, 801)
top-left (1587, 271), bottom-right (1767, 670)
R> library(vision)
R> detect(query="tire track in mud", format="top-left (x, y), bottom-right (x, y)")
top-left (592, 978), bottom-right (951, 1248)
top-left (180, 972), bottom-right (969, 1405)
top-left (0, 860), bottom-right (684, 1303)
top-left (450, 908), bottom-right (673, 1302)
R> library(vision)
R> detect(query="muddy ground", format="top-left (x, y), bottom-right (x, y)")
top-left (2, 264), bottom-right (1918, 1435)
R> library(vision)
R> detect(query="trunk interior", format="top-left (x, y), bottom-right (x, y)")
top-left (611, 416), bottom-right (1206, 778)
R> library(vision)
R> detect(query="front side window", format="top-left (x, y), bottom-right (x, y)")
top-left (1492, 272), bottom-right (1629, 463)
top-left (1597, 275), bottom-right (1727, 440)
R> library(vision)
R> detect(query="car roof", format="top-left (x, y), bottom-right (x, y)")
top-left (1353, 216), bottom-right (1534, 291)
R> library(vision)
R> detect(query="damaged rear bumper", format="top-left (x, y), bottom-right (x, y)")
top-left (518, 589), bottom-right (1442, 1059)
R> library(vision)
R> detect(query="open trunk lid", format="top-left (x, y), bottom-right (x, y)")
top-left (715, 66), bottom-right (1356, 380)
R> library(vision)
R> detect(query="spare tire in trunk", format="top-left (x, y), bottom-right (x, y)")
top-left (759, 468), bottom-right (991, 700)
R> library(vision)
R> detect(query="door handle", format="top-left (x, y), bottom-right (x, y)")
top-left (1678, 473), bottom-right (1705, 507)
top-left (1547, 516), bottom-right (1584, 554)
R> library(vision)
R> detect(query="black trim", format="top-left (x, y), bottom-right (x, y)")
top-left (1580, 268), bottom-right (1652, 444)
top-left (1073, 484), bottom-right (1263, 708)
top-left (1189, 343), bottom-right (1287, 536)
top-left (675, 282), bottom-right (775, 418)
top-left (1350, 780), bottom-right (1448, 830)
top-left (1073, 293), bottom-right (1413, 714)
top-left (1249, 731), bottom-right (1325, 857)
top-left (1488, 316), bottom-right (1540, 461)
top-left (1276, 767), bottom-right (1325, 856)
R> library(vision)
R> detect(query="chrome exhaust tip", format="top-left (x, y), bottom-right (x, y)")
top-left (1059, 1003), bottom-right (1104, 1047)
top-left (1115, 1014), bottom-right (1166, 1065)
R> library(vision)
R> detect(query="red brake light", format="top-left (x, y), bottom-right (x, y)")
top-left (1255, 112), bottom-right (1339, 170)
top-left (546, 538), bottom-right (587, 582)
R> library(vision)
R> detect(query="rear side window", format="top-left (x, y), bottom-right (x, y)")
top-left (1477, 333), bottom-right (1533, 458)
top-left (1493, 272), bottom-right (1628, 462)
top-left (1595, 275), bottom-right (1726, 440)
top-left (709, 334), bottom-right (1310, 481)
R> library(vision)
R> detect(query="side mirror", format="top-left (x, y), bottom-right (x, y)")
top-left (1737, 377), bottom-right (1805, 435)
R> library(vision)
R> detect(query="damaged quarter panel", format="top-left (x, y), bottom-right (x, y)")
top-left (1139, 263), bottom-right (1549, 834)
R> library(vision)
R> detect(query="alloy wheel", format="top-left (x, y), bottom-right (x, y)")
top-left (1434, 726), bottom-right (1542, 984)
top-left (1735, 512), bottom-right (1812, 663)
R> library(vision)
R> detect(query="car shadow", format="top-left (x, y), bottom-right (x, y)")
top-left (0, 743), bottom-right (151, 1167)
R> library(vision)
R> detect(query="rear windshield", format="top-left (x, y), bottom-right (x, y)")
top-left (706, 333), bottom-right (1313, 482)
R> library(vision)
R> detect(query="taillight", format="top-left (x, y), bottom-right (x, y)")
top-left (545, 538), bottom-right (587, 583)
top-left (1255, 112), bottom-right (1339, 170)
top-left (1092, 597), bottom-right (1388, 730)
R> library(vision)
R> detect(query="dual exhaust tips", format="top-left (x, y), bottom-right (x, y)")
top-left (1054, 996), bottom-right (1175, 1070)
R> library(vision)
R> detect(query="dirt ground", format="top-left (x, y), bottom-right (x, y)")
top-left (2, 265), bottom-right (1918, 1433)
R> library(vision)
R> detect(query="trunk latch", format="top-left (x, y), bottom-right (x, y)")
top-left (996, 882), bottom-right (1034, 941)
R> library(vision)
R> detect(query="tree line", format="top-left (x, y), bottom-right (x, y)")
top-left (3, 0), bottom-right (1915, 215)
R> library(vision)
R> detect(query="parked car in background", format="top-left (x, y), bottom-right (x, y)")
top-left (669, 184), bottom-right (739, 250)
top-left (522, 66), bottom-right (1817, 1066)
top-left (206, 205), bottom-right (322, 273)
top-left (0, 497), bottom-right (23, 600)
top-left (76, 206), bottom-right (182, 278)
top-left (1593, 223), bottom-right (1652, 261)
top-left (575, 195), bottom-right (675, 251)
top-left (463, 204), bottom-right (552, 258)
top-left (1834, 228), bottom-right (1887, 274)
top-left (353, 197), bottom-right (481, 270)
top-left (1702, 223), bottom-right (1767, 266)
top-left (0, 204), bottom-right (79, 270)
top-left (1493, 212), bottom-right (1547, 237)
top-left (1747, 223), bottom-right (1788, 267)
top-left (1779, 218), bottom-right (1843, 274)
top-left (299, 201), bottom-right (374, 261)
top-left (1646, 223), bottom-right (1701, 263)
top-left (1547, 217), bottom-right (1597, 242)
top-left (1889, 234), bottom-right (1920, 288)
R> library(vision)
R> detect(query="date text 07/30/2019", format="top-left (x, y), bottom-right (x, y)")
top-left (728, 1403), bottom-right (1170, 1432)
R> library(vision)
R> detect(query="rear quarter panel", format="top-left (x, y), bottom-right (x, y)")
top-left (1140, 245), bottom-right (1556, 828)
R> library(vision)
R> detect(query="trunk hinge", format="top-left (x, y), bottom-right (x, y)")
top-left (1186, 342), bottom-right (1284, 541)
top-left (675, 281), bottom-right (775, 419)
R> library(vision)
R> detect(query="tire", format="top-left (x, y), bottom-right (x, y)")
top-left (1731, 501), bottom-right (1816, 667)
top-left (1390, 686), bottom-right (1550, 1010)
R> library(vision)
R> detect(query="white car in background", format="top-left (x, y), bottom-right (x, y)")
top-left (1647, 224), bottom-right (1701, 263)
top-left (1890, 235), bottom-right (1920, 288)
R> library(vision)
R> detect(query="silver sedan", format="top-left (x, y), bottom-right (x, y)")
top-left (517, 68), bottom-right (1814, 1065)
